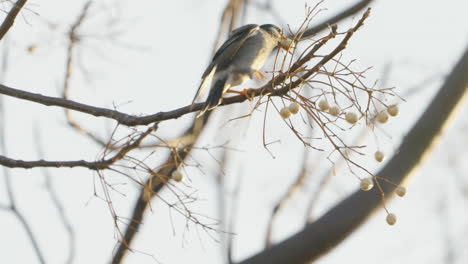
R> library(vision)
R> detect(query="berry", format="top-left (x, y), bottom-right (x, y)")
top-left (345, 112), bottom-right (358, 124)
top-left (280, 106), bottom-right (292, 119)
top-left (386, 213), bottom-right (397, 226)
top-left (360, 178), bottom-right (374, 191)
top-left (318, 100), bottom-right (330, 111)
top-left (328, 105), bottom-right (340, 116)
top-left (387, 105), bottom-right (399, 117)
top-left (375, 151), bottom-right (385, 162)
top-left (289, 102), bottom-right (300, 114)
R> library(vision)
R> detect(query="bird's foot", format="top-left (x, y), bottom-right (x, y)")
top-left (227, 88), bottom-right (253, 101)
top-left (253, 71), bottom-right (266, 81)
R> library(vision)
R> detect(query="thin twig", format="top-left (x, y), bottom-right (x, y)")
top-left (298, 0), bottom-right (374, 39)
top-left (34, 127), bottom-right (76, 264)
top-left (264, 150), bottom-right (309, 248)
top-left (237, 41), bottom-right (468, 264)
top-left (0, 122), bottom-right (159, 169)
top-left (0, 48), bottom-right (45, 262)
top-left (111, 0), bottom-right (251, 261)
top-left (62, 1), bottom-right (108, 146)
top-left (0, 14), bottom-right (358, 129)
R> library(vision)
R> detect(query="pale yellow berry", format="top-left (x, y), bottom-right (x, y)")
top-left (172, 170), bottom-right (184, 182)
top-left (387, 105), bottom-right (399, 117)
top-left (374, 151), bottom-right (385, 163)
top-left (289, 102), bottom-right (300, 114)
top-left (345, 112), bottom-right (358, 124)
top-left (328, 105), bottom-right (340, 116)
top-left (395, 186), bottom-right (406, 197)
top-left (318, 100), bottom-right (330, 111)
top-left (360, 178), bottom-right (374, 191)
top-left (386, 213), bottom-right (397, 226)
top-left (376, 111), bottom-right (389, 123)
top-left (280, 106), bottom-right (292, 119)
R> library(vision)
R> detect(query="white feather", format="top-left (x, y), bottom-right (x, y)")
top-left (192, 65), bottom-right (217, 104)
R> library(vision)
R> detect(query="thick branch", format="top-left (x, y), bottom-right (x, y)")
top-left (0, 83), bottom-right (140, 124)
top-left (237, 46), bottom-right (468, 264)
top-left (0, 21), bottom-right (350, 127)
top-left (0, 156), bottom-right (105, 169)
top-left (0, 0), bottom-right (28, 40)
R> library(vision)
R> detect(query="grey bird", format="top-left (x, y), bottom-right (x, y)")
top-left (192, 24), bottom-right (293, 117)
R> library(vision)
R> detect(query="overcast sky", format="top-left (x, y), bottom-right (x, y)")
top-left (1, 0), bottom-right (468, 263)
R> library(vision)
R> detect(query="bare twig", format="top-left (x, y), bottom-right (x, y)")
top-left (305, 63), bottom-right (393, 222)
top-left (265, 150), bottom-right (309, 248)
top-left (0, 0), bottom-right (28, 40)
top-left (0, 12), bottom-right (363, 129)
top-left (237, 44), bottom-right (468, 264)
top-left (110, 102), bottom-right (210, 264)
top-left (0, 122), bottom-right (158, 169)
top-left (298, 0), bottom-right (374, 39)
top-left (0, 46), bottom-right (45, 262)
top-left (61, 1), bottom-right (108, 146)
top-left (111, 0), bottom-right (251, 261)
top-left (34, 128), bottom-right (76, 264)
top-left (0, 171), bottom-right (46, 264)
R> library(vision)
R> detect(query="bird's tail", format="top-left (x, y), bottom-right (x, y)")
top-left (190, 65), bottom-right (217, 111)
top-left (197, 77), bottom-right (228, 118)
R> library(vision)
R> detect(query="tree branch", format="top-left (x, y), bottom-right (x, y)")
top-left (0, 122), bottom-right (158, 169)
top-left (237, 45), bottom-right (468, 264)
top-left (0, 17), bottom-right (353, 128)
top-left (297, 0), bottom-right (374, 38)
top-left (0, 0), bottom-right (28, 40)
top-left (112, 0), bottom-right (250, 261)
top-left (265, 150), bottom-right (309, 248)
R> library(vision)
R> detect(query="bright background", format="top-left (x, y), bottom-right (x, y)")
top-left (1, 0), bottom-right (468, 263)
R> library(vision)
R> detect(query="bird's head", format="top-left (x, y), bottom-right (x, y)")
top-left (260, 24), bottom-right (295, 51)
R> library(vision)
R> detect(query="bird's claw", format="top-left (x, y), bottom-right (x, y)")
top-left (227, 88), bottom-right (253, 101)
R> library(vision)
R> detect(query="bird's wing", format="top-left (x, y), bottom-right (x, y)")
top-left (208, 24), bottom-right (260, 72)
top-left (193, 24), bottom-right (259, 105)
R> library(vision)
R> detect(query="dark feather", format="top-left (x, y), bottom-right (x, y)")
top-left (202, 24), bottom-right (259, 78)
top-left (197, 76), bottom-right (228, 117)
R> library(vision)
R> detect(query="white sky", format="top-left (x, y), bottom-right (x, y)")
top-left (1, 0), bottom-right (468, 263)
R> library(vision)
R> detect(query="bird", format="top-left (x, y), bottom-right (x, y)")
top-left (192, 24), bottom-right (294, 117)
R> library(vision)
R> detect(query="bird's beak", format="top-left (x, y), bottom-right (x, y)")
top-left (279, 37), bottom-right (295, 53)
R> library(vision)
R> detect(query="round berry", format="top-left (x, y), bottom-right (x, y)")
top-left (345, 112), bottom-right (358, 124)
top-left (360, 178), bottom-right (374, 191)
top-left (377, 111), bottom-right (389, 123)
top-left (387, 105), bottom-right (399, 117)
top-left (386, 213), bottom-right (397, 226)
top-left (374, 151), bottom-right (385, 162)
top-left (318, 100), bottom-right (330, 111)
top-left (289, 102), bottom-right (300, 114)
top-left (172, 170), bottom-right (184, 182)
top-left (328, 105), bottom-right (340, 116)
top-left (395, 186), bottom-right (406, 197)
top-left (280, 106), bottom-right (292, 119)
